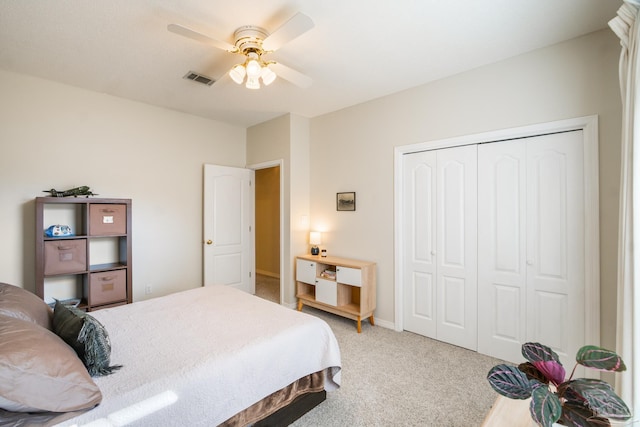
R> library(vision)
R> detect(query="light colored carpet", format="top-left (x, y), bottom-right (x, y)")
top-left (291, 306), bottom-right (504, 427)
top-left (255, 273), bottom-right (280, 304)
top-left (254, 274), bottom-right (504, 426)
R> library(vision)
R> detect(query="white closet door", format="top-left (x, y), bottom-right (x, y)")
top-left (477, 131), bottom-right (585, 366)
top-left (436, 145), bottom-right (477, 351)
top-left (478, 140), bottom-right (527, 362)
top-left (526, 131), bottom-right (584, 366)
top-left (402, 150), bottom-right (437, 338)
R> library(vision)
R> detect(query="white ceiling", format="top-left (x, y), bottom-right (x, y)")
top-left (0, 0), bottom-right (622, 128)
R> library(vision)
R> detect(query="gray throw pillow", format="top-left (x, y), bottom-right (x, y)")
top-left (53, 301), bottom-right (122, 377)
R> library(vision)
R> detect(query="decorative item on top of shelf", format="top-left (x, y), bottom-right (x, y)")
top-left (44, 224), bottom-right (74, 237)
top-left (309, 231), bottom-right (321, 255)
top-left (321, 249), bottom-right (327, 257)
top-left (337, 192), bottom-right (356, 211)
top-left (43, 186), bottom-right (98, 198)
top-left (487, 342), bottom-right (631, 427)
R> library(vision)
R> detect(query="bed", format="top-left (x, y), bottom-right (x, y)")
top-left (0, 283), bottom-right (342, 426)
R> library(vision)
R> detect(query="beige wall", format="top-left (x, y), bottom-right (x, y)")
top-left (247, 113), bottom-right (310, 306)
top-left (255, 166), bottom-right (280, 277)
top-left (0, 70), bottom-right (246, 301)
top-left (309, 29), bottom-right (622, 346)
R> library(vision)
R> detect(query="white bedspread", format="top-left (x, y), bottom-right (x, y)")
top-left (55, 285), bottom-right (342, 426)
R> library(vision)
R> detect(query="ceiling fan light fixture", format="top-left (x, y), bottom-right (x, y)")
top-left (245, 59), bottom-right (262, 78)
top-left (261, 66), bottom-right (276, 86)
top-left (229, 64), bottom-right (246, 85)
top-left (168, 13), bottom-right (314, 91)
top-left (246, 76), bottom-right (260, 90)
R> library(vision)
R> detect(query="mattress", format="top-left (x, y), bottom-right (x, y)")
top-left (3, 285), bottom-right (341, 426)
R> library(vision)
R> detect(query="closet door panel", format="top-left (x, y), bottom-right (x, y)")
top-left (526, 131), bottom-right (584, 366)
top-left (478, 141), bottom-right (527, 363)
top-left (436, 145), bottom-right (477, 351)
top-left (402, 151), bottom-right (437, 338)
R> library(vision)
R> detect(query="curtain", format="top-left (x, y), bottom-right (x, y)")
top-left (609, 1), bottom-right (640, 419)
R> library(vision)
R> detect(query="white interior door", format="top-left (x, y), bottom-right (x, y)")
top-left (403, 145), bottom-right (477, 351)
top-left (402, 150), bottom-right (437, 338)
top-left (203, 164), bottom-right (254, 294)
top-left (478, 140), bottom-right (528, 362)
top-left (526, 131), bottom-right (584, 367)
top-left (436, 145), bottom-right (477, 351)
top-left (477, 131), bottom-right (585, 366)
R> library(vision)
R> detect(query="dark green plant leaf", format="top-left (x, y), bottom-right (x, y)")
top-left (566, 379), bottom-right (632, 420)
top-left (522, 342), bottom-right (561, 364)
top-left (561, 401), bottom-right (611, 427)
top-left (558, 382), bottom-right (588, 405)
top-left (529, 386), bottom-right (562, 427)
top-left (519, 362), bottom-right (549, 384)
top-left (487, 364), bottom-right (533, 399)
top-left (576, 346), bottom-right (627, 372)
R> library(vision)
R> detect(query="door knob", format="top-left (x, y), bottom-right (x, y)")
top-left (206, 240), bottom-right (213, 245)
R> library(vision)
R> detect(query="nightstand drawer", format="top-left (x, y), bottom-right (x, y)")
top-left (337, 266), bottom-right (361, 286)
top-left (296, 259), bottom-right (317, 285)
top-left (316, 278), bottom-right (337, 306)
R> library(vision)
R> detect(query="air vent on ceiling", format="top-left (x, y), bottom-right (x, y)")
top-left (183, 71), bottom-right (215, 86)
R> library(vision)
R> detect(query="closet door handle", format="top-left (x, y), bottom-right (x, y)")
top-left (527, 259), bottom-right (534, 266)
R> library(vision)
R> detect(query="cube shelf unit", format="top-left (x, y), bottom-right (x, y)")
top-left (35, 197), bottom-right (132, 311)
top-left (295, 254), bottom-right (376, 333)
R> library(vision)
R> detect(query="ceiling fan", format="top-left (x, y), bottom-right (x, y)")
top-left (168, 12), bottom-right (314, 89)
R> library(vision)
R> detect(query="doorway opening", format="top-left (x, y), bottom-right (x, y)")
top-left (254, 164), bottom-right (281, 303)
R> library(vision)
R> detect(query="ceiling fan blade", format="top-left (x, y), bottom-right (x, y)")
top-left (167, 24), bottom-right (237, 52)
top-left (262, 12), bottom-right (314, 52)
top-left (270, 62), bottom-right (312, 88)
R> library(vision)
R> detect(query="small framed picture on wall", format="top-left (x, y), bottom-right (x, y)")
top-left (337, 192), bottom-right (356, 211)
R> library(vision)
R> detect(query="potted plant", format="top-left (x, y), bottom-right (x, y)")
top-left (487, 342), bottom-right (632, 427)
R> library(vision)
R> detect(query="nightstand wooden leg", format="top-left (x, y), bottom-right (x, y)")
top-left (369, 315), bottom-right (375, 326)
top-left (357, 316), bottom-right (362, 333)
top-left (297, 300), bottom-right (303, 311)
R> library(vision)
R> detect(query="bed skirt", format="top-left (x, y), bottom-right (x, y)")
top-left (221, 370), bottom-right (325, 426)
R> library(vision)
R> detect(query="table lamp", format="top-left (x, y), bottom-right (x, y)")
top-left (309, 231), bottom-right (321, 255)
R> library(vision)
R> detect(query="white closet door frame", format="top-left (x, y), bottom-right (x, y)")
top-left (393, 116), bottom-right (600, 350)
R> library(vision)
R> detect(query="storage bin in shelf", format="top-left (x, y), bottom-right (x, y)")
top-left (43, 239), bottom-right (87, 275)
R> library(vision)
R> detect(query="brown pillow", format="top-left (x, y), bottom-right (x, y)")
top-left (0, 314), bottom-right (102, 412)
top-left (0, 282), bottom-right (53, 330)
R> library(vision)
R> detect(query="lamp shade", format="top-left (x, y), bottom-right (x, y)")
top-left (309, 231), bottom-right (322, 245)
top-left (245, 76), bottom-right (260, 89)
top-left (229, 65), bottom-right (246, 84)
top-left (245, 59), bottom-right (262, 78)
top-left (261, 66), bottom-right (276, 86)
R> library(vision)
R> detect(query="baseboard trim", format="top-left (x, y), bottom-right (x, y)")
top-left (256, 269), bottom-right (280, 279)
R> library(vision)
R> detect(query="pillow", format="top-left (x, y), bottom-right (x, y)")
top-left (53, 302), bottom-right (122, 377)
top-left (0, 282), bottom-right (53, 330)
top-left (0, 314), bottom-right (102, 412)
